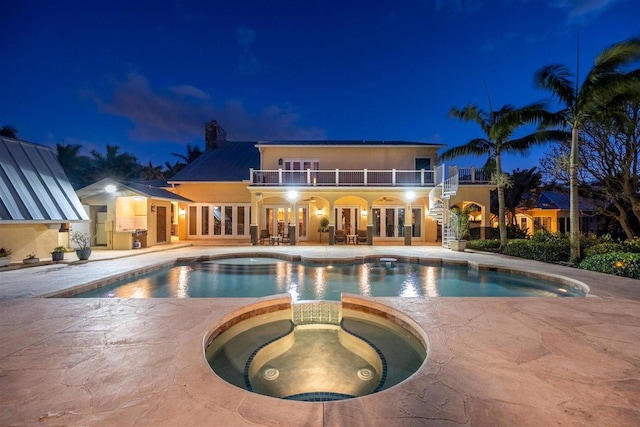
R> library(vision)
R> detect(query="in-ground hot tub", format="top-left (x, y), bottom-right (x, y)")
top-left (204, 295), bottom-right (427, 402)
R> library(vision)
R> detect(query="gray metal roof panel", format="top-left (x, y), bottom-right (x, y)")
top-left (169, 141), bottom-right (259, 182)
top-left (0, 137), bottom-right (89, 222)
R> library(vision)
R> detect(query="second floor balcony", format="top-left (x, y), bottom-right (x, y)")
top-left (249, 167), bottom-right (488, 187)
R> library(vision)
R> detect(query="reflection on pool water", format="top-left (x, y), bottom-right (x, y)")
top-left (70, 257), bottom-right (586, 299)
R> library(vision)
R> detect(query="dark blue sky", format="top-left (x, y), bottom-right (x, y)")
top-left (1, 0), bottom-right (638, 172)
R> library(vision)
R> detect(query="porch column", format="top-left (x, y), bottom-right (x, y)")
top-left (404, 202), bottom-right (412, 246)
top-left (480, 205), bottom-right (487, 240)
top-left (250, 194), bottom-right (260, 245)
top-left (366, 202), bottom-right (373, 245)
top-left (286, 192), bottom-right (297, 245)
top-left (329, 201), bottom-right (335, 245)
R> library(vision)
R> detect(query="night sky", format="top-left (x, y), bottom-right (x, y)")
top-left (1, 0), bottom-right (638, 172)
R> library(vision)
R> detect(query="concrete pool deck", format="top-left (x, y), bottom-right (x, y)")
top-left (0, 243), bottom-right (638, 426)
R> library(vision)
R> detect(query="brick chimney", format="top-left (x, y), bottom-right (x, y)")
top-left (205, 120), bottom-right (226, 151)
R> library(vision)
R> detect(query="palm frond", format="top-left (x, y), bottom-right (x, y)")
top-left (504, 130), bottom-right (570, 153)
top-left (534, 64), bottom-right (576, 110)
top-left (590, 37), bottom-right (640, 78)
top-left (437, 138), bottom-right (493, 162)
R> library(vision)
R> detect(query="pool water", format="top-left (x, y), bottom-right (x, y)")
top-left (70, 258), bottom-right (585, 299)
top-left (205, 307), bottom-right (426, 401)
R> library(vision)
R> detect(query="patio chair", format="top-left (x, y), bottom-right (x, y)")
top-left (335, 229), bottom-right (347, 244)
top-left (356, 229), bottom-right (368, 244)
top-left (281, 231), bottom-right (290, 244)
top-left (259, 229), bottom-right (270, 245)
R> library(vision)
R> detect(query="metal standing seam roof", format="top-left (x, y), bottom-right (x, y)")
top-left (168, 141), bottom-right (260, 182)
top-left (0, 137), bottom-right (89, 222)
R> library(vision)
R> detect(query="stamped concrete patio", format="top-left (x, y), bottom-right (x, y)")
top-left (0, 244), bottom-right (638, 426)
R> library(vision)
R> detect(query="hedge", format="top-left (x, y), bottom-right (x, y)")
top-left (579, 252), bottom-right (640, 280)
top-left (503, 239), bottom-right (570, 263)
top-left (466, 239), bottom-right (501, 251)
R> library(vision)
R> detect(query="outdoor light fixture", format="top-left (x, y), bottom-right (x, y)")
top-left (105, 184), bottom-right (117, 193)
top-left (405, 191), bottom-right (416, 202)
top-left (316, 208), bottom-right (324, 216)
top-left (362, 209), bottom-right (368, 216)
top-left (151, 203), bottom-right (156, 212)
top-left (287, 190), bottom-right (298, 201)
top-left (179, 209), bottom-right (186, 216)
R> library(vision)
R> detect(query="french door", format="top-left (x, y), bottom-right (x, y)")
top-left (372, 207), bottom-right (423, 240)
top-left (335, 206), bottom-right (361, 235)
top-left (264, 205), bottom-right (308, 240)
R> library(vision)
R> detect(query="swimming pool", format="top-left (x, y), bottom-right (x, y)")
top-left (70, 257), bottom-right (586, 299)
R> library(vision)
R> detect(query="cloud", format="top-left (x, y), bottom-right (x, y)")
top-left (170, 85), bottom-right (211, 100)
top-left (235, 25), bottom-right (261, 74)
top-left (91, 72), bottom-right (324, 144)
top-left (236, 25), bottom-right (256, 46)
top-left (549, 0), bottom-right (622, 22)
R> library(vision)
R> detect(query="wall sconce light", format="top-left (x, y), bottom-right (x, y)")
top-left (278, 158), bottom-right (283, 166)
top-left (405, 191), bottom-right (416, 202)
top-left (362, 209), bottom-right (368, 216)
top-left (151, 203), bottom-right (156, 212)
top-left (105, 184), bottom-right (117, 193)
top-left (287, 190), bottom-right (298, 202)
top-left (179, 208), bottom-right (186, 216)
top-left (316, 208), bottom-right (324, 216)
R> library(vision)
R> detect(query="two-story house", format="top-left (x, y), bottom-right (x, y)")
top-left (167, 121), bottom-right (494, 246)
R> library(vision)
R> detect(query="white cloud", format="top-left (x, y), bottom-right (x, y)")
top-left (170, 85), bottom-right (212, 100)
top-left (91, 72), bottom-right (324, 144)
top-left (549, 0), bottom-right (622, 21)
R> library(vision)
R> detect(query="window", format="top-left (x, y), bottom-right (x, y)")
top-left (415, 158), bottom-right (431, 170)
top-left (187, 204), bottom-right (250, 238)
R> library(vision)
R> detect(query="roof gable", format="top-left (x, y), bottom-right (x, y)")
top-left (77, 178), bottom-right (192, 202)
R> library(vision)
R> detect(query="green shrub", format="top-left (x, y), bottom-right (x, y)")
top-left (504, 238), bottom-right (570, 263)
top-left (621, 238), bottom-right (640, 253)
top-left (584, 242), bottom-right (624, 257)
top-left (506, 224), bottom-right (528, 239)
top-left (466, 239), bottom-right (501, 251)
top-left (579, 252), bottom-right (640, 279)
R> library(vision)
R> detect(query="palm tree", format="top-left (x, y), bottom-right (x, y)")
top-left (535, 37), bottom-right (640, 264)
top-left (0, 126), bottom-right (18, 138)
top-left (90, 144), bottom-right (142, 181)
top-left (439, 102), bottom-right (566, 250)
top-left (56, 143), bottom-right (94, 189)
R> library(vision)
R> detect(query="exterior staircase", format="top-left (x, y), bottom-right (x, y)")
top-left (427, 165), bottom-right (460, 249)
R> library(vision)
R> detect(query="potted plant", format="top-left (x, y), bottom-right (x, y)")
top-left (317, 217), bottom-right (329, 243)
top-left (23, 252), bottom-right (40, 264)
top-left (0, 247), bottom-right (11, 267)
top-left (51, 246), bottom-right (67, 261)
top-left (449, 207), bottom-right (470, 252)
top-left (71, 231), bottom-right (94, 260)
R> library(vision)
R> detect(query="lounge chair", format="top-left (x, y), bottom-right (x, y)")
top-left (356, 229), bottom-right (368, 244)
top-left (281, 232), bottom-right (290, 244)
top-left (335, 229), bottom-right (347, 244)
top-left (259, 229), bottom-right (270, 245)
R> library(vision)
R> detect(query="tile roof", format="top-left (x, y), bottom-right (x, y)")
top-left (168, 141), bottom-right (259, 182)
top-left (535, 191), bottom-right (596, 211)
top-left (0, 136), bottom-right (89, 222)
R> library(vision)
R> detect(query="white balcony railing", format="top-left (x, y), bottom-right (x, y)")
top-left (249, 167), bottom-right (488, 187)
